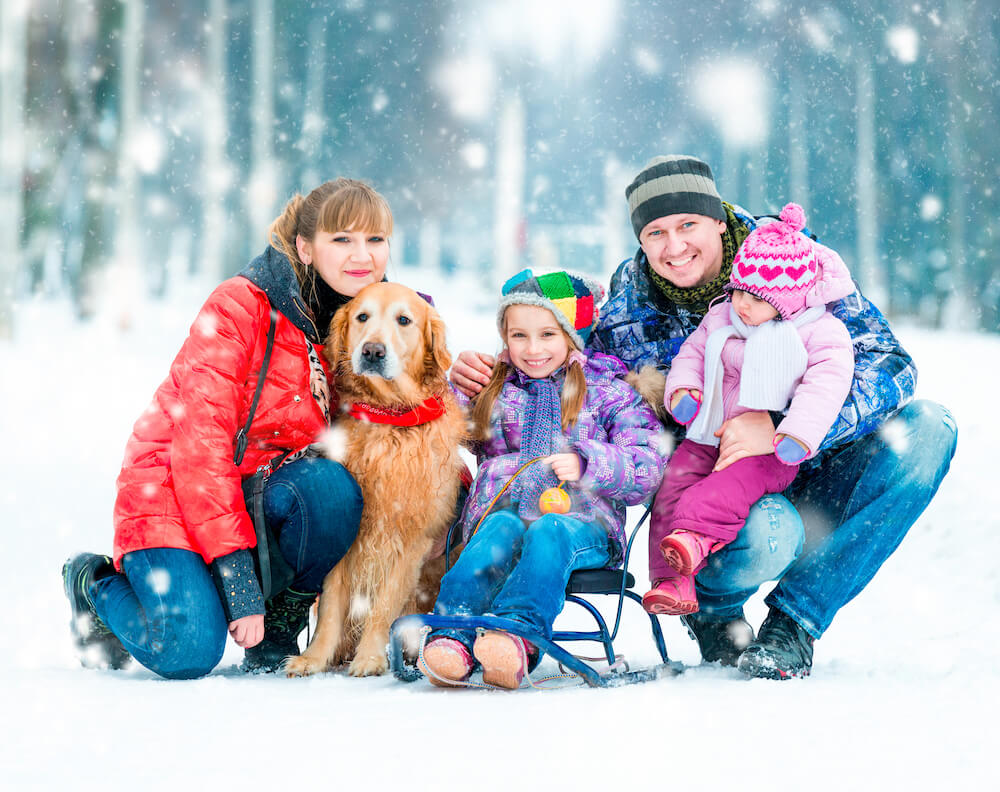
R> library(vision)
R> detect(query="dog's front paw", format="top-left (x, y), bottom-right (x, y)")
top-left (348, 653), bottom-right (388, 677)
top-left (284, 654), bottom-right (327, 678)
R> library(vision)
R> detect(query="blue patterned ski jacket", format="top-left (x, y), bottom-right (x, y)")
top-left (590, 208), bottom-right (917, 471)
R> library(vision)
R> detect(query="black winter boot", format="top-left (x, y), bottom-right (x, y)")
top-left (737, 607), bottom-right (814, 680)
top-left (241, 588), bottom-right (315, 673)
top-left (62, 553), bottom-right (131, 670)
top-left (681, 611), bottom-right (754, 667)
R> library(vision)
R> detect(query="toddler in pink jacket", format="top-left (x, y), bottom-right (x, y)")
top-left (643, 204), bottom-right (856, 616)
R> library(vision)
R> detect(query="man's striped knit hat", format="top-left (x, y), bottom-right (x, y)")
top-left (497, 268), bottom-right (605, 348)
top-left (626, 154), bottom-right (726, 238)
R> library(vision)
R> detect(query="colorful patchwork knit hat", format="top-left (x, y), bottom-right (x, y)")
top-left (727, 203), bottom-right (819, 320)
top-left (497, 269), bottom-right (605, 348)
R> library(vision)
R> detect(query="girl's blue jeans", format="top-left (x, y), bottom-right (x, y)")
top-left (695, 400), bottom-right (957, 639)
top-left (91, 457), bottom-right (362, 679)
top-left (432, 509), bottom-right (613, 650)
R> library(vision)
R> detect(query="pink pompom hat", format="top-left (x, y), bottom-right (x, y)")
top-left (727, 203), bottom-right (848, 320)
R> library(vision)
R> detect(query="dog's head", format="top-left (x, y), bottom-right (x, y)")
top-left (326, 282), bottom-right (452, 405)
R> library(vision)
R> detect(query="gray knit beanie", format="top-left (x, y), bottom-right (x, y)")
top-left (626, 155), bottom-right (726, 238)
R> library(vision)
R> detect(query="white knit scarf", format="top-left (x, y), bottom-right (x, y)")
top-left (686, 305), bottom-right (826, 446)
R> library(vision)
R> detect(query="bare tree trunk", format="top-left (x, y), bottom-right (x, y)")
top-left (63, 0), bottom-right (120, 319)
top-left (493, 92), bottom-right (524, 287)
top-left (201, 0), bottom-right (230, 283)
top-left (248, 0), bottom-right (276, 241)
top-left (787, 70), bottom-right (810, 216)
top-left (601, 156), bottom-right (628, 277)
top-left (855, 53), bottom-right (886, 309)
top-left (942, 0), bottom-right (972, 330)
top-left (0, 0), bottom-right (28, 338)
top-left (109, 0), bottom-right (144, 328)
top-left (298, 13), bottom-right (327, 190)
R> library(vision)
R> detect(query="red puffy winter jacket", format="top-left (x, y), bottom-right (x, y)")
top-left (112, 274), bottom-right (333, 569)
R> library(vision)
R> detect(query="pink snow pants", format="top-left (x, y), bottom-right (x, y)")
top-left (649, 439), bottom-right (799, 583)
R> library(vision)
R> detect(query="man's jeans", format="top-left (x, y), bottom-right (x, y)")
top-left (92, 457), bottom-right (362, 679)
top-left (696, 400), bottom-right (957, 639)
top-left (433, 509), bottom-right (612, 647)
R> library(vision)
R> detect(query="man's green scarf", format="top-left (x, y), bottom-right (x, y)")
top-left (648, 202), bottom-right (751, 317)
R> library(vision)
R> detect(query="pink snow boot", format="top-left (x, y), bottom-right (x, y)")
top-left (472, 630), bottom-right (533, 690)
top-left (641, 573), bottom-right (699, 615)
top-left (417, 637), bottom-right (474, 687)
top-left (659, 530), bottom-right (720, 577)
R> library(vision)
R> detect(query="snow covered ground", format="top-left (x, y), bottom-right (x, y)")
top-left (1, 266), bottom-right (995, 790)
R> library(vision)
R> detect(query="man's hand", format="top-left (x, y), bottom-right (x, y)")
top-left (229, 614), bottom-right (265, 648)
top-left (713, 411), bottom-right (776, 472)
top-left (544, 453), bottom-right (583, 482)
top-left (450, 350), bottom-right (496, 398)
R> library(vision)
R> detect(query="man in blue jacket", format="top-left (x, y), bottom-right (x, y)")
top-left (452, 154), bottom-right (957, 679)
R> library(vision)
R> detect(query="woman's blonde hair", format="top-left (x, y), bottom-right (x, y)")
top-left (469, 319), bottom-right (588, 442)
top-left (267, 178), bottom-right (393, 292)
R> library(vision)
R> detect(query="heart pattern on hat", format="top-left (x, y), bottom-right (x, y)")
top-left (726, 203), bottom-right (824, 320)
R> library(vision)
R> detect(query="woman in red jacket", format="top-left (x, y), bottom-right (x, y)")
top-left (62, 178), bottom-right (392, 678)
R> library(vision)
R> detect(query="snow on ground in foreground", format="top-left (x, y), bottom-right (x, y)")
top-left (0, 268), bottom-right (995, 790)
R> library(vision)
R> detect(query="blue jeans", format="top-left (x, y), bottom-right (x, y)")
top-left (262, 456), bottom-right (362, 593)
top-left (433, 509), bottom-right (612, 647)
top-left (696, 400), bottom-right (957, 639)
top-left (92, 457), bottom-right (362, 679)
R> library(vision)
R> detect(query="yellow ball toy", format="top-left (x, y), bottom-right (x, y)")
top-left (538, 486), bottom-right (571, 515)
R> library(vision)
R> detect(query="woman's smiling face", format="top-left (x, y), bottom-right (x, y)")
top-left (296, 228), bottom-right (389, 296)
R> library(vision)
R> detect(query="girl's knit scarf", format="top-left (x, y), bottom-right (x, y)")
top-left (513, 377), bottom-right (563, 521)
top-left (648, 202), bottom-right (751, 317)
top-left (686, 304), bottom-right (826, 446)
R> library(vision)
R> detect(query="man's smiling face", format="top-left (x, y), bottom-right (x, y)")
top-left (639, 213), bottom-right (728, 289)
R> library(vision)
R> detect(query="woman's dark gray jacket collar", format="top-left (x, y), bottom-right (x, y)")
top-left (238, 246), bottom-right (323, 343)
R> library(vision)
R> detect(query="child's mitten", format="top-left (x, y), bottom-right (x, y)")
top-left (670, 393), bottom-right (701, 425)
top-left (774, 435), bottom-right (808, 464)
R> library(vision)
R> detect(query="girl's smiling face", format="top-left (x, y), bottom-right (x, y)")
top-left (504, 304), bottom-right (571, 379)
top-left (296, 228), bottom-right (389, 297)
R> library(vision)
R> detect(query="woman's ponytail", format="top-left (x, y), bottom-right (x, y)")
top-left (268, 194), bottom-right (308, 280)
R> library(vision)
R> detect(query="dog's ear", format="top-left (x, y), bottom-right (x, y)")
top-left (325, 304), bottom-right (351, 370)
top-left (423, 308), bottom-right (452, 388)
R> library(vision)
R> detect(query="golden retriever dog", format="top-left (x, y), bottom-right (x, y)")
top-left (284, 282), bottom-right (466, 678)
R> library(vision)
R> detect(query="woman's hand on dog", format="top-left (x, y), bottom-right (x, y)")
top-left (544, 453), bottom-right (583, 482)
top-left (450, 350), bottom-right (495, 397)
top-left (229, 614), bottom-right (265, 648)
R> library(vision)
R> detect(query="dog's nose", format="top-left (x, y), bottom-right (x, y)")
top-left (361, 342), bottom-right (386, 362)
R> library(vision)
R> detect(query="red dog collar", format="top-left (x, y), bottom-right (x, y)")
top-left (347, 395), bottom-right (447, 427)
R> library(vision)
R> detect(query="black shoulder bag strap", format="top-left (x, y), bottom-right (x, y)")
top-left (233, 306), bottom-right (279, 467)
top-left (231, 306), bottom-right (291, 600)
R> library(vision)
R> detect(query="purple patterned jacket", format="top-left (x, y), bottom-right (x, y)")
top-left (459, 352), bottom-right (667, 564)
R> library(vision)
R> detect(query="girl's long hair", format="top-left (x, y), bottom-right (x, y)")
top-left (469, 325), bottom-right (588, 442)
top-left (267, 178), bottom-right (393, 298)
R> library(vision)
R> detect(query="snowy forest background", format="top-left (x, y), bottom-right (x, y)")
top-left (1, 0), bottom-right (998, 337)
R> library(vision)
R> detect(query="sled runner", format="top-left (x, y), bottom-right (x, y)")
top-left (388, 507), bottom-right (682, 688)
